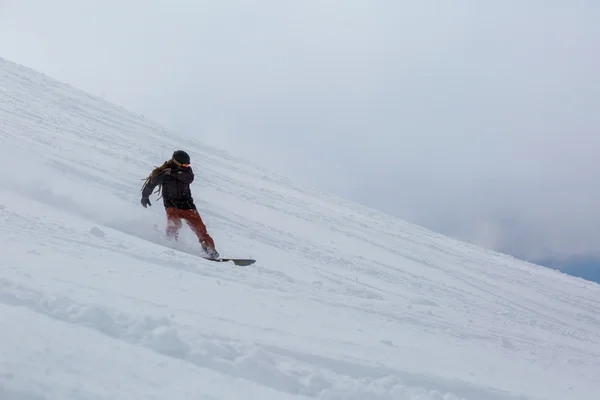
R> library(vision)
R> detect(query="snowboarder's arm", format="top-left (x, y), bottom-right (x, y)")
top-left (141, 173), bottom-right (167, 198)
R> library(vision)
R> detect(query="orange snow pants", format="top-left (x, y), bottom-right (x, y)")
top-left (166, 207), bottom-right (216, 251)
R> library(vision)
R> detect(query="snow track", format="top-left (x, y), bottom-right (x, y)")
top-left (0, 280), bottom-right (515, 400)
top-left (1, 57), bottom-right (600, 399)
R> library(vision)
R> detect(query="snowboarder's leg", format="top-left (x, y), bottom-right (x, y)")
top-left (166, 207), bottom-right (183, 240)
top-left (181, 209), bottom-right (219, 257)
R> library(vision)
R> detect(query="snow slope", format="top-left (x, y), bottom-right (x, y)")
top-left (1, 57), bottom-right (599, 400)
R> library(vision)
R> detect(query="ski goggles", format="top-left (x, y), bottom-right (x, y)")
top-left (172, 159), bottom-right (190, 168)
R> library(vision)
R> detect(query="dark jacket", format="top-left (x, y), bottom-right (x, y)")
top-left (142, 163), bottom-right (197, 210)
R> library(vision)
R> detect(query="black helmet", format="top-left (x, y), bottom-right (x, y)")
top-left (172, 150), bottom-right (190, 165)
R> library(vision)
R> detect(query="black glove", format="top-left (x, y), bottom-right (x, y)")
top-left (141, 197), bottom-right (151, 208)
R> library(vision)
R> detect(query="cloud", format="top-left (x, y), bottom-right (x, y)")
top-left (1, 1), bottom-right (600, 262)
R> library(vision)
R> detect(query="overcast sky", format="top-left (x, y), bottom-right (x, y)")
top-left (2, 1), bottom-right (600, 263)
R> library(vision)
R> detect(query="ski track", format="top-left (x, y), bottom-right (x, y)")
top-left (0, 279), bottom-right (525, 400)
top-left (2, 58), bottom-right (600, 400)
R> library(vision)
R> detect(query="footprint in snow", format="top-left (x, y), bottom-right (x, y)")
top-left (408, 296), bottom-right (440, 307)
top-left (89, 226), bottom-right (105, 238)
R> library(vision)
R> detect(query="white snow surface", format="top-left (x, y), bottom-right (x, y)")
top-left (0, 57), bottom-right (599, 400)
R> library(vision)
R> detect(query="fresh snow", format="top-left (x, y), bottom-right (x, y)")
top-left (1, 57), bottom-right (599, 400)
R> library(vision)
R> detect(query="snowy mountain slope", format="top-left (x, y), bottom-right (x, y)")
top-left (1, 57), bottom-right (599, 400)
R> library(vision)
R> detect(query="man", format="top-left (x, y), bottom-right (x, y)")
top-left (140, 150), bottom-right (219, 259)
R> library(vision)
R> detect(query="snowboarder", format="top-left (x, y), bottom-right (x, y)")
top-left (140, 150), bottom-right (220, 259)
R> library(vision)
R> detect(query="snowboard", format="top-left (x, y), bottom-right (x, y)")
top-left (151, 224), bottom-right (255, 266)
top-left (204, 257), bottom-right (256, 266)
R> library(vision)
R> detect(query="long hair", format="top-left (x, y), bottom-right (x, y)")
top-left (141, 160), bottom-right (171, 199)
